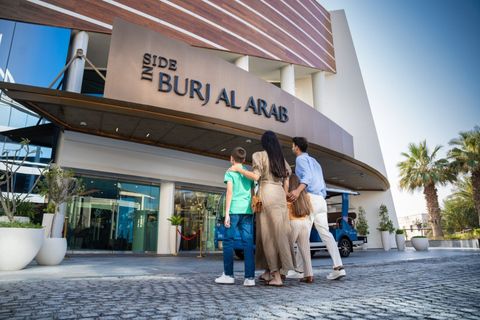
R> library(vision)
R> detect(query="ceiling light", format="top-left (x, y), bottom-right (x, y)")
top-left (116, 128), bottom-right (119, 132)
top-left (221, 148), bottom-right (226, 152)
top-left (146, 133), bottom-right (150, 137)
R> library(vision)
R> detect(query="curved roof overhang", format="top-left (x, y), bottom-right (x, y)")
top-left (0, 82), bottom-right (389, 192)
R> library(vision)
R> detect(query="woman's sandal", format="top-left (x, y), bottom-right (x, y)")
top-left (258, 275), bottom-right (272, 282)
top-left (265, 281), bottom-right (283, 287)
top-left (300, 276), bottom-right (314, 283)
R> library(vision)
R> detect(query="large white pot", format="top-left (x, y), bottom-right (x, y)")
top-left (35, 238), bottom-right (67, 265)
top-left (396, 234), bottom-right (406, 251)
top-left (380, 231), bottom-right (390, 251)
top-left (0, 227), bottom-right (44, 271)
top-left (411, 237), bottom-right (429, 251)
top-left (169, 225), bottom-right (182, 254)
top-left (0, 216), bottom-right (30, 223)
top-left (41, 211), bottom-right (65, 238)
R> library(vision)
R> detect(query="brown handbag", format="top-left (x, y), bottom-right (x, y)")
top-left (251, 195), bottom-right (262, 213)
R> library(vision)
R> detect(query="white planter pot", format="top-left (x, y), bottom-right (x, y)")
top-left (41, 212), bottom-right (65, 238)
top-left (380, 231), bottom-right (390, 251)
top-left (35, 238), bottom-right (67, 265)
top-left (395, 234), bottom-right (406, 251)
top-left (0, 216), bottom-right (30, 223)
top-left (0, 227), bottom-right (44, 271)
top-left (169, 225), bottom-right (182, 254)
top-left (411, 237), bottom-right (429, 251)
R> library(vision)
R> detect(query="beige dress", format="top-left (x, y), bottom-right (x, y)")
top-left (253, 151), bottom-right (296, 272)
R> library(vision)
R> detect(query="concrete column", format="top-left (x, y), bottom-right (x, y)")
top-left (312, 71), bottom-right (327, 113)
top-left (157, 182), bottom-right (175, 254)
top-left (280, 64), bottom-right (295, 96)
top-left (234, 55), bottom-right (249, 71)
top-left (65, 31), bottom-right (89, 93)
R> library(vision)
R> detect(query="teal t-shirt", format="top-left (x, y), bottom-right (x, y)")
top-left (223, 167), bottom-right (255, 214)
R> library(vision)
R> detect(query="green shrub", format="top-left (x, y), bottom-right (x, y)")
top-left (411, 235), bottom-right (427, 238)
top-left (356, 206), bottom-right (369, 236)
top-left (0, 221), bottom-right (43, 228)
top-left (377, 204), bottom-right (395, 234)
top-left (396, 229), bottom-right (405, 235)
top-left (167, 214), bottom-right (184, 226)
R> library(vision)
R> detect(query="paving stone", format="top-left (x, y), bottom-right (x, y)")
top-left (1, 252), bottom-right (480, 319)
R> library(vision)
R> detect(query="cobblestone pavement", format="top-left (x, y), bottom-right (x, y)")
top-left (1, 251), bottom-right (479, 319)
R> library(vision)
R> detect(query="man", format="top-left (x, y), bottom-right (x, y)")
top-left (287, 137), bottom-right (346, 280)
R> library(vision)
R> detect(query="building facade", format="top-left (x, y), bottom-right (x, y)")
top-left (0, 0), bottom-right (398, 252)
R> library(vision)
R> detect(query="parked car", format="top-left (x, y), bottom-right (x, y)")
top-left (214, 188), bottom-right (365, 259)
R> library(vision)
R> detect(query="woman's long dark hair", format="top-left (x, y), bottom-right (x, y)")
top-left (261, 130), bottom-right (288, 178)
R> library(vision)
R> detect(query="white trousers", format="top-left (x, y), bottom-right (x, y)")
top-left (290, 219), bottom-right (313, 277)
top-left (296, 192), bottom-right (343, 271)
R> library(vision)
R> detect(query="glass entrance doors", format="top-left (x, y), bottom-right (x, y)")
top-left (174, 189), bottom-right (223, 252)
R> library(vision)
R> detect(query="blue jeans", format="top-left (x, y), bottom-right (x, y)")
top-left (223, 214), bottom-right (255, 279)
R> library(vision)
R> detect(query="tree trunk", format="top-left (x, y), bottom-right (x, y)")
top-left (423, 182), bottom-right (444, 238)
top-left (472, 168), bottom-right (480, 226)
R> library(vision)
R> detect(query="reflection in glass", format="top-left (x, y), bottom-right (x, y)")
top-left (66, 178), bottom-right (160, 252)
top-left (174, 189), bottom-right (222, 252)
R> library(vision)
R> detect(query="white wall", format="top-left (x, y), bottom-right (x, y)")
top-left (325, 10), bottom-right (399, 248)
top-left (58, 131), bottom-right (229, 188)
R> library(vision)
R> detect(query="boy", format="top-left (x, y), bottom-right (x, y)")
top-left (215, 147), bottom-right (256, 286)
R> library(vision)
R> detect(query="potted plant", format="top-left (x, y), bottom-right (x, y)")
top-left (167, 213), bottom-right (184, 255)
top-left (411, 235), bottom-right (429, 251)
top-left (35, 165), bottom-right (85, 265)
top-left (0, 139), bottom-right (46, 271)
top-left (395, 229), bottom-right (406, 251)
top-left (377, 204), bottom-right (395, 251)
top-left (356, 206), bottom-right (369, 250)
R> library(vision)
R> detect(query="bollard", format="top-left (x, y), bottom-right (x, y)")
top-left (63, 216), bottom-right (69, 238)
top-left (197, 226), bottom-right (204, 258)
top-left (173, 225), bottom-right (179, 256)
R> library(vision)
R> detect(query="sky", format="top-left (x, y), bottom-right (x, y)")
top-left (318, 0), bottom-right (480, 217)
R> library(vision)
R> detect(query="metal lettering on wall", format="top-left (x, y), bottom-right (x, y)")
top-left (140, 53), bottom-right (289, 123)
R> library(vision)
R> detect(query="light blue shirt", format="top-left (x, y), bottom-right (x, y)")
top-left (295, 153), bottom-right (327, 198)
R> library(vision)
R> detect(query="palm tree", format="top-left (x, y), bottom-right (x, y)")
top-left (448, 125), bottom-right (480, 225)
top-left (442, 175), bottom-right (478, 232)
top-left (397, 140), bottom-right (455, 238)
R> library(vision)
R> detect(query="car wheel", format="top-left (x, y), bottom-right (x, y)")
top-left (338, 238), bottom-right (351, 257)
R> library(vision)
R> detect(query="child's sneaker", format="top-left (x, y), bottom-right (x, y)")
top-left (243, 278), bottom-right (255, 286)
top-left (215, 273), bottom-right (234, 284)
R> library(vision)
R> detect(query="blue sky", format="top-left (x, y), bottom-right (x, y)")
top-left (319, 0), bottom-right (480, 217)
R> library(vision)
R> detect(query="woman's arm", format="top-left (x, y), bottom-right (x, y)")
top-left (229, 165), bottom-right (260, 181)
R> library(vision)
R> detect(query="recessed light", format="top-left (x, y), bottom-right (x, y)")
top-left (116, 128), bottom-right (119, 132)
top-left (331, 177), bottom-right (338, 180)
top-left (146, 133), bottom-right (150, 137)
top-left (221, 148), bottom-right (227, 152)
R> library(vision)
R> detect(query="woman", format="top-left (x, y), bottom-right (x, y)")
top-left (230, 130), bottom-right (295, 286)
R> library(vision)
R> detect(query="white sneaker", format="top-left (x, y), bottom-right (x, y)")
top-left (215, 273), bottom-right (234, 284)
top-left (326, 268), bottom-right (346, 280)
top-left (244, 278), bottom-right (255, 286)
top-left (286, 270), bottom-right (304, 279)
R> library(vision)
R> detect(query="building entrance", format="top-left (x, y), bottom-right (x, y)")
top-left (174, 188), bottom-right (223, 253)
